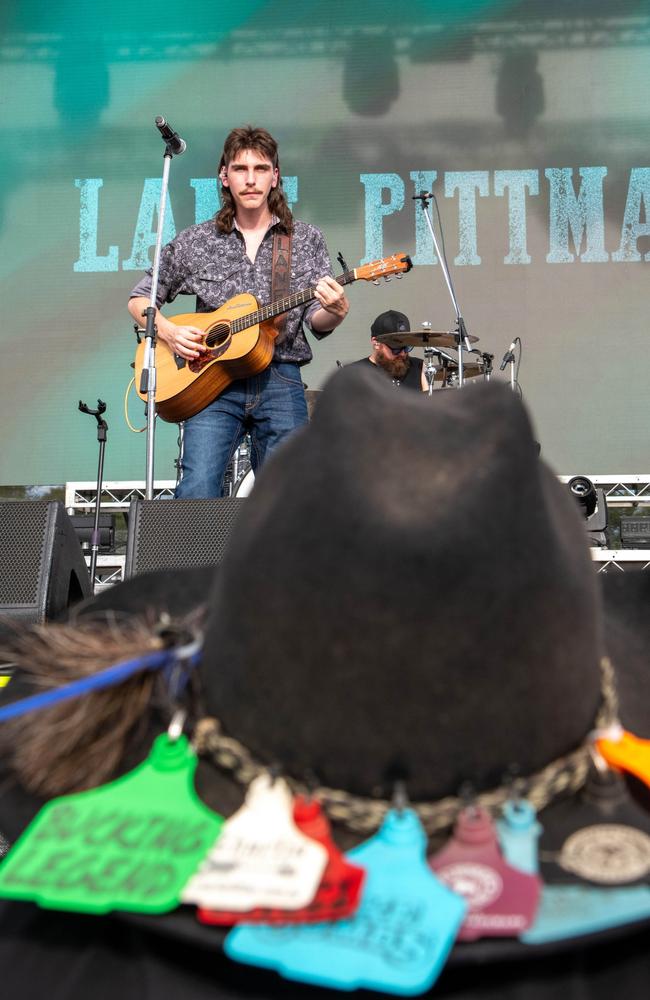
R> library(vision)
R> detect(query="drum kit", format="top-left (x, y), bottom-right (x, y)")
top-left (225, 325), bottom-right (494, 496)
top-left (375, 322), bottom-right (494, 394)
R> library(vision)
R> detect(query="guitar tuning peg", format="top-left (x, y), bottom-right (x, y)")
top-left (384, 275), bottom-right (392, 282)
top-left (395, 273), bottom-right (402, 279)
top-left (373, 279), bottom-right (381, 286)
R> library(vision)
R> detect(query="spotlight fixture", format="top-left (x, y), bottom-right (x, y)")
top-left (568, 476), bottom-right (598, 518)
top-left (567, 476), bottom-right (608, 548)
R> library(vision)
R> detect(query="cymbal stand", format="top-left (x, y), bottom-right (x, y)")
top-left (413, 191), bottom-right (473, 387)
top-left (423, 347), bottom-right (439, 396)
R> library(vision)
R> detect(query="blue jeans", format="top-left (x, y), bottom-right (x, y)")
top-left (175, 362), bottom-right (308, 499)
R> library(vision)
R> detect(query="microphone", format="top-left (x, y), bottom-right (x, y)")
top-left (155, 116), bottom-right (186, 155)
top-left (412, 190), bottom-right (432, 202)
top-left (499, 341), bottom-right (516, 371)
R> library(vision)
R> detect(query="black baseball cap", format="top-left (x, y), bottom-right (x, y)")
top-left (370, 309), bottom-right (410, 341)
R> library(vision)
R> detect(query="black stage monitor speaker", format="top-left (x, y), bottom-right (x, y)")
top-left (0, 501), bottom-right (93, 630)
top-left (125, 498), bottom-right (245, 578)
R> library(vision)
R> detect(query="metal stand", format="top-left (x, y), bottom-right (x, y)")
top-left (139, 119), bottom-right (186, 500)
top-left (78, 399), bottom-right (108, 591)
top-left (498, 338), bottom-right (519, 392)
top-left (423, 345), bottom-right (456, 394)
top-left (413, 192), bottom-right (474, 387)
top-left (423, 347), bottom-right (439, 396)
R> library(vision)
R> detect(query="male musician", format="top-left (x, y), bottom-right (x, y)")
top-left (349, 310), bottom-right (427, 391)
top-left (128, 125), bottom-right (349, 498)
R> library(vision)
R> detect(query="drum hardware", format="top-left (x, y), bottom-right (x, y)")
top-left (222, 435), bottom-right (252, 498)
top-left (480, 352), bottom-right (494, 381)
top-left (234, 467), bottom-right (256, 497)
top-left (423, 347), bottom-right (452, 396)
top-left (412, 190), bottom-right (475, 385)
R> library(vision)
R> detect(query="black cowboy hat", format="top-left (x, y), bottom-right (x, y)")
top-left (0, 368), bottom-right (649, 999)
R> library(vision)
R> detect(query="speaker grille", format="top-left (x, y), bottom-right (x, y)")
top-left (0, 502), bottom-right (50, 605)
top-left (126, 499), bottom-right (245, 577)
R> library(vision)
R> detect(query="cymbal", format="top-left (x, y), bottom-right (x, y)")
top-left (377, 330), bottom-right (478, 349)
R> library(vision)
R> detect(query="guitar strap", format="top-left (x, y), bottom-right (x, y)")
top-left (271, 230), bottom-right (292, 342)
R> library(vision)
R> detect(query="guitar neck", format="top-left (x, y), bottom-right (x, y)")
top-left (231, 270), bottom-right (354, 334)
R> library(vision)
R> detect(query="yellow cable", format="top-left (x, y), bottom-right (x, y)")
top-left (124, 377), bottom-right (146, 433)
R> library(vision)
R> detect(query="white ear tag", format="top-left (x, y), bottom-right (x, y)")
top-left (182, 774), bottom-right (327, 911)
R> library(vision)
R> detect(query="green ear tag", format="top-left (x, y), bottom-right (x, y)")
top-left (0, 733), bottom-right (224, 914)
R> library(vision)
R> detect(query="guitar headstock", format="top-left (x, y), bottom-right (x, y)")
top-left (355, 253), bottom-right (413, 283)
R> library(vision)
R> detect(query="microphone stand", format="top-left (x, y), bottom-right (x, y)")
top-left (499, 339), bottom-right (519, 392)
top-left (139, 122), bottom-right (184, 500)
top-left (413, 192), bottom-right (473, 387)
top-left (78, 399), bottom-right (108, 591)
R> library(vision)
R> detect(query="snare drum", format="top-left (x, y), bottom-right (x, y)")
top-left (234, 467), bottom-right (255, 497)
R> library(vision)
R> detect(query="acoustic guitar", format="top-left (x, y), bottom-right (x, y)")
top-left (134, 252), bottom-right (413, 422)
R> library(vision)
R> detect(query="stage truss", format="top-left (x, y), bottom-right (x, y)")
top-left (65, 475), bottom-right (650, 588)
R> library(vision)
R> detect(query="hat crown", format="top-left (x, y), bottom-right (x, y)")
top-left (202, 368), bottom-right (603, 802)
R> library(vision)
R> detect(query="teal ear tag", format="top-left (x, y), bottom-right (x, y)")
top-left (225, 808), bottom-right (466, 996)
top-left (0, 734), bottom-right (224, 914)
top-left (496, 799), bottom-right (543, 875)
top-left (522, 884), bottom-right (650, 944)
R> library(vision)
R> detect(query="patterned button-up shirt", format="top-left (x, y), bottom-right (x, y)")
top-left (129, 218), bottom-right (335, 364)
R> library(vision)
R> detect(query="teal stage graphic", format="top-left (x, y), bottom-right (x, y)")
top-left (1, 0), bottom-right (649, 484)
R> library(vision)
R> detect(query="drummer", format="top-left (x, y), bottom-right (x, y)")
top-left (349, 310), bottom-right (428, 391)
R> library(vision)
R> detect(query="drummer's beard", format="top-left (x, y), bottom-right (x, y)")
top-left (374, 350), bottom-right (411, 380)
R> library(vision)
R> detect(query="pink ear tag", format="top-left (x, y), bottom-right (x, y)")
top-left (182, 773), bottom-right (327, 912)
top-left (430, 806), bottom-right (541, 939)
top-left (0, 734), bottom-right (224, 914)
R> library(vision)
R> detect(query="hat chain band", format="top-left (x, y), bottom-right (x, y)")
top-left (193, 657), bottom-right (619, 837)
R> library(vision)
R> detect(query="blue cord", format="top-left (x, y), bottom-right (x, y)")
top-left (0, 645), bottom-right (201, 723)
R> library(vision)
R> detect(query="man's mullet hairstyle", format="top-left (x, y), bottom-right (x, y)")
top-left (215, 125), bottom-right (293, 234)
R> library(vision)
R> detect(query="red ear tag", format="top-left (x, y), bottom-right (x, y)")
top-left (197, 796), bottom-right (365, 927)
top-left (596, 729), bottom-right (650, 789)
top-left (430, 806), bottom-right (541, 940)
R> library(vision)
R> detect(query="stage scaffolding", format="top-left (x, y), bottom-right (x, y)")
top-left (64, 475), bottom-right (650, 588)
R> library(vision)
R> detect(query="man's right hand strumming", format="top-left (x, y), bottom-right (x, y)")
top-left (128, 296), bottom-right (207, 360)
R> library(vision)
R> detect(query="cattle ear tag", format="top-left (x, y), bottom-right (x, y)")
top-left (0, 733), bottom-right (224, 914)
top-left (496, 797), bottom-right (542, 876)
top-left (225, 807), bottom-right (466, 996)
top-left (596, 726), bottom-right (650, 789)
top-left (538, 760), bottom-right (650, 887)
top-left (431, 805), bottom-right (542, 939)
top-left (182, 773), bottom-right (327, 912)
top-left (197, 795), bottom-right (365, 926)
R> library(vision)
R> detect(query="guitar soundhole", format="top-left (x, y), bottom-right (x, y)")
top-left (206, 323), bottom-right (231, 349)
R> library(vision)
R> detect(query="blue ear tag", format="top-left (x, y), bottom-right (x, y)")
top-left (496, 799), bottom-right (542, 875)
top-left (225, 808), bottom-right (466, 996)
top-left (522, 884), bottom-right (650, 944)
